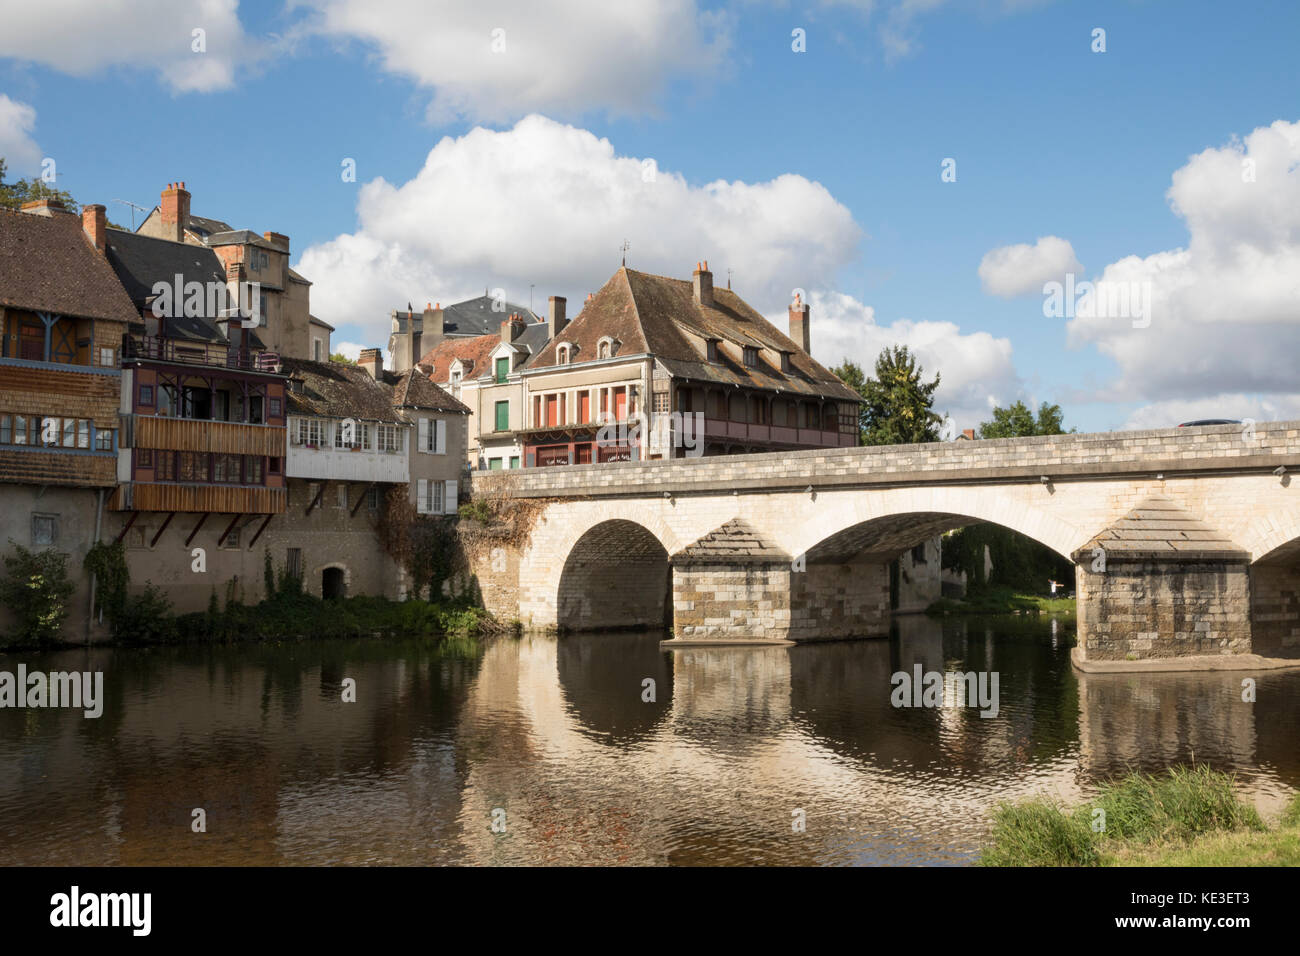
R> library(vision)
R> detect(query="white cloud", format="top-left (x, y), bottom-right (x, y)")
top-left (333, 341), bottom-right (366, 361)
top-left (297, 0), bottom-right (731, 123)
top-left (0, 0), bottom-right (257, 93)
top-left (0, 95), bottom-right (41, 174)
top-left (978, 235), bottom-right (1082, 298)
top-left (786, 289), bottom-right (1021, 430)
top-left (1067, 120), bottom-right (1300, 404)
top-left (297, 114), bottom-right (862, 347)
top-left (1121, 395), bottom-right (1300, 432)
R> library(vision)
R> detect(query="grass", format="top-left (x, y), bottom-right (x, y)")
top-left (980, 766), bottom-right (1287, 867)
top-left (928, 585), bottom-right (1077, 616)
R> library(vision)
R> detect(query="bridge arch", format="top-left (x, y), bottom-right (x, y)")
top-left (556, 519), bottom-right (673, 632)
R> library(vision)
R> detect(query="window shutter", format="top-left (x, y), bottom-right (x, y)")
top-left (435, 419), bottom-right (446, 454)
top-left (416, 479), bottom-right (428, 514)
top-left (443, 480), bottom-right (458, 515)
top-left (417, 418), bottom-right (429, 454)
top-left (290, 420), bottom-right (301, 445)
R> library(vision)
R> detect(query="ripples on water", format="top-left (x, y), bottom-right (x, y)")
top-left (2, 615), bottom-right (1297, 866)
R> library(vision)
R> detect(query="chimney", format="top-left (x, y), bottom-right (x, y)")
top-left (500, 312), bottom-right (526, 344)
top-left (82, 204), bottom-right (106, 253)
top-left (160, 181), bottom-right (191, 242)
top-left (423, 301), bottom-right (444, 343)
top-left (693, 260), bottom-right (714, 308)
top-left (19, 199), bottom-right (68, 216)
top-left (358, 348), bottom-right (383, 380)
top-left (547, 295), bottom-right (567, 339)
top-left (262, 231), bottom-right (289, 253)
top-left (788, 291), bottom-right (811, 353)
top-left (962, 428), bottom-right (976, 440)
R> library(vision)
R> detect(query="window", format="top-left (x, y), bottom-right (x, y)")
top-left (179, 451), bottom-right (209, 482)
top-left (61, 418), bottom-right (75, 448)
top-left (12, 415), bottom-right (26, 445)
top-left (245, 456), bottom-right (263, 484)
top-left (213, 454), bottom-right (241, 483)
top-left (138, 448), bottom-right (153, 468)
top-left (780, 352), bottom-right (792, 373)
top-left (367, 486), bottom-right (380, 512)
top-left (78, 420), bottom-right (90, 449)
top-left (432, 481), bottom-right (444, 514)
top-left (221, 526), bottom-right (241, 550)
top-left (377, 425), bottom-right (399, 453)
top-left (653, 390), bottom-right (669, 413)
top-left (158, 385), bottom-right (177, 417)
top-left (419, 418), bottom-right (446, 454)
top-left (268, 456), bottom-right (281, 474)
top-left (488, 458), bottom-right (503, 470)
top-left (336, 484), bottom-right (348, 509)
top-left (156, 451), bottom-right (176, 481)
top-left (495, 357), bottom-right (509, 383)
top-left (598, 341), bottom-right (609, 359)
top-left (706, 340), bottom-right (720, 362)
top-left (743, 346), bottom-right (758, 368)
top-left (557, 345), bottom-right (570, 365)
top-left (597, 337), bottom-right (617, 359)
top-left (0, 415), bottom-right (9, 444)
top-left (297, 419), bottom-right (324, 447)
top-left (286, 548), bottom-right (303, 580)
top-left (313, 338), bottom-right (323, 362)
top-left (495, 401), bottom-right (509, 432)
top-left (509, 456), bottom-right (520, 469)
top-left (31, 513), bottom-right (56, 546)
top-left (99, 347), bottom-right (115, 367)
top-left (269, 397), bottom-right (282, 418)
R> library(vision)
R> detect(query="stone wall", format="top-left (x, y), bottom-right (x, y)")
top-left (789, 557), bottom-right (890, 641)
top-left (1075, 558), bottom-right (1252, 660)
top-left (1249, 562), bottom-right (1300, 658)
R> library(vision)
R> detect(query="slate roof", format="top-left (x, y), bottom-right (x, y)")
top-left (387, 368), bottom-right (471, 414)
top-left (186, 214), bottom-right (233, 240)
top-left (527, 267), bottom-right (860, 401)
top-left (0, 207), bottom-right (139, 325)
top-left (1074, 497), bottom-right (1249, 562)
top-left (394, 294), bottom-right (542, 337)
top-left (103, 227), bottom-right (265, 347)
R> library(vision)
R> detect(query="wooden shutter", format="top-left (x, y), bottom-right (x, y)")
top-left (435, 419), bottom-right (446, 454)
top-left (416, 478), bottom-right (428, 514)
top-left (443, 480), bottom-right (458, 515)
top-left (417, 418), bottom-right (429, 453)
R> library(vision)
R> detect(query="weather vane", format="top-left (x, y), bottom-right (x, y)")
top-left (620, 239), bottom-right (630, 265)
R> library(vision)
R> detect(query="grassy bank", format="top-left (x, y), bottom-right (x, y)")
top-left (928, 586), bottom-right (1076, 616)
top-left (981, 766), bottom-right (1299, 866)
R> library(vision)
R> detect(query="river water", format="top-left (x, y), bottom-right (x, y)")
top-left (2, 614), bottom-right (1298, 866)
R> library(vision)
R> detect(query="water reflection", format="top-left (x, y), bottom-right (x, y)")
top-left (2, 614), bottom-right (1298, 866)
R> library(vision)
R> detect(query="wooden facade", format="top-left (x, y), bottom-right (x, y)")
top-left (125, 416), bottom-right (285, 458)
top-left (111, 481), bottom-right (285, 514)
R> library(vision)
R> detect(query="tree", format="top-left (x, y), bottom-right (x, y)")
top-left (979, 400), bottom-right (1071, 439)
top-left (329, 352), bottom-right (356, 365)
top-left (0, 156), bottom-right (125, 226)
top-left (830, 359), bottom-right (869, 444)
top-left (853, 345), bottom-right (942, 445)
top-left (1, 542), bottom-right (76, 645)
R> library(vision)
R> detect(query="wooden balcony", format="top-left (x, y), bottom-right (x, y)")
top-left (123, 415), bottom-right (285, 457)
top-left (700, 417), bottom-right (854, 448)
top-left (111, 481), bottom-right (285, 514)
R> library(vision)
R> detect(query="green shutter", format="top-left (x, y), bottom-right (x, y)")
top-left (495, 358), bottom-right (509, 383)
top-left (495, 401), bottom-right (509, 431)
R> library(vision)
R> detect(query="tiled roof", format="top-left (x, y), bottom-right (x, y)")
top-left (527, 267), bottom-right (859, 401)
top-left (103, 228), bottom-right (231, 344)
top-left (387, 367), bottom-right (471, 414)
top-left (280, 357), bottom-right (405, 422)
top-left (417, 332), bottom-right (502, 383)
top-left (0, 208), bottom-right (139, 325)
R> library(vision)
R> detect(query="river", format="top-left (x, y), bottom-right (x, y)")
top-left (2, 613), bottom-right (1298, 865)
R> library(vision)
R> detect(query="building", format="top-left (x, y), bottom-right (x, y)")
top-left (134, 181), bottom-right (330, 361)
top-left (415, 301), bottom-right (563, 469)
top-left (517, 263), bottom-right (860, 466)
top-left (387, 293), bottom-right (541, 373)
top-left (0, 201), bottom-right (138, 636)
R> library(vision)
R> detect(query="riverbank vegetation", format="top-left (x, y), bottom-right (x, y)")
top-left (981, 767), bottom-right (1300, 866)
top-left (928, 586), bottom-right (1076, 616)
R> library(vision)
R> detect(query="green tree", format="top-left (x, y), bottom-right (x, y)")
top-left (1, 156), bottom-right (125, 226)
top-left (979, 400), bottom-right (1071, 439)
top-left (854, 345), bottom-right (942, 445)
top-left (0, 542), bottom-right (77, 645)
top-left (329, 352), bottom-right (356, 365)
top-left (830, 359), bottom-right (869, 444)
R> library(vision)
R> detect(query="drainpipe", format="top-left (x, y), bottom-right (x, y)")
top-left (86, 488), bottom-right (105, 643)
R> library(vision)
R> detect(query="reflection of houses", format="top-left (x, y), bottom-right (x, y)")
top-left (413, 305), bottom-right (560, 469)
top-left (0, 201), bottom-right (136, 636)
top-left (517, 263), bottom-right (861, 466)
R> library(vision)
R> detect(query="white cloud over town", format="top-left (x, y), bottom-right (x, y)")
top-left (297, 0), bottom-right (731, 122)
top-left (1066, 119), bottom-right (1300, 414)
top-left (978, 235), bottom-right (1082, 298)
top-left (298, 114), bottom-right (864, 345)
top-left (0, 0), bottom-right (255, 92)
top-left (0, 95), bottom-right (41, 174)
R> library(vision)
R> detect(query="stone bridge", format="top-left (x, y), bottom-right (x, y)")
top-left (469, 422), bottom-right (1300, 663)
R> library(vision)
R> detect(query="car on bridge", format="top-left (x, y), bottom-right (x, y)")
top-left (1178, 419), bottom-right (1241, 427)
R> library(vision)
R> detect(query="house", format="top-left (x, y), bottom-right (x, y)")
top-left (134, 181), bottom-right (330, 361)
top-left (387, 293), bottom-right (541, 373)
top-left (415, 298), bottom-right (563, 469)
top-left (0, 200), bottom-right (138, 636)
top-left (517, 263), bottom-right (860, 466)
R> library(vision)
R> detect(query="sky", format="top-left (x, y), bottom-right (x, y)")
top-left (1, 0), bottom-right (1297, 433)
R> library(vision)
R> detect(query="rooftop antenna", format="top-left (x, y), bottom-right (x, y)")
top-left (620, 239), bottom-right (630, 266)
top-left (727, 267), bottom-right (733, 289)
top-left (529, 283), bottom-right (534, 315)
top-left (111, 198), bottom-right (149, 231)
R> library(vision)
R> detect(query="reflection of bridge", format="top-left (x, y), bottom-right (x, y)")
top-left (473, 423), bottom-right (1300, 663)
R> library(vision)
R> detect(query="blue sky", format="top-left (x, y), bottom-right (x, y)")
top-left (2, 0), bottom-right (1297, 433)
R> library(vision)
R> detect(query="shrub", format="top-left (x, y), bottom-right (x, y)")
top-left (0, 541), bottom-right (77, 645)
top-left (114, 584), bottom-right (179, 645)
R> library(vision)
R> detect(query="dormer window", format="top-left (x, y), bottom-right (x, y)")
top-left (743, 346), bottom-right (759, 369)
top-left (557, 344), bottom-right (572, 365)
top-left (780, 351), bottom-right (792, 373)
top-left (597, 336), bottom-right (617, 360)
top-left (706, 339), bottom-right (720, 362)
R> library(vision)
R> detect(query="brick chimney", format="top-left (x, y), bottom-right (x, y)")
top-left (160, 182), bottom-right (190, 242)
top-left (548, 295), bottom-right (567, 340)
top-left (962, 428), bottom-right (976, 440)
top-left (788, 292), bottom-right (811, 353)
top-left (19, 199), bottom-right (68, 216)
top-left (82, 204), bottom-right (106, 253)
top-left (423, 301), bottom-right (444, 343)
top-left (692, 260), bottom-right (714, 308)
top-left (358, 348), bottom-right (383, 380)
top-left (500, 312), bottom-right (526, 344)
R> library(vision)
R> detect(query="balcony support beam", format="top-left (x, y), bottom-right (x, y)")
top-left (350, 482), bottom-right (374, 517)
top-left (113, 510), bottom-right (139, 544)
top-left (150, 511), bottom-right (175, 548)
top-left (216, 513), bottom-right (242, 548)
top-left (185, 512), bottom-right (209, 547)
top-left (248, 513), bottom-right (273, 548)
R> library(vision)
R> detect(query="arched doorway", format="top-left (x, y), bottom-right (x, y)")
top-left (322, 566), bottom-right (346, 600)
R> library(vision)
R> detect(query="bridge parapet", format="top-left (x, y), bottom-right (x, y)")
top-left (473, 422), bottom-right (1300, 499)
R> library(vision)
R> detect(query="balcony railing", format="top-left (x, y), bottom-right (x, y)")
top-left (123, 336), bottom-right (281, 373)
top-left (123, 415), bottom-right (285, 457)
top-left (699, 417), bottom-right (853, 448)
